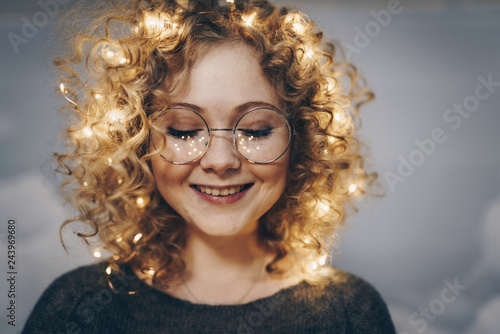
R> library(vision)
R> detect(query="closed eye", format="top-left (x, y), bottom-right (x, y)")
top-left (238, 127), bottom-right (273, 138)
top-left (167, 128), bottom-right (203, 139)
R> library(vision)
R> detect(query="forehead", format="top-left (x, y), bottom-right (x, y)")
top-left (167, 42), bottom-right (281, 119)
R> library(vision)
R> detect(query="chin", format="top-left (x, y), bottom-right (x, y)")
top-left (188, 217), bottom-right (258, 239)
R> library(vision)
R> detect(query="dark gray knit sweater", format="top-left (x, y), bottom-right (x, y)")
top-left (22, 263), bottom-right (395, 333)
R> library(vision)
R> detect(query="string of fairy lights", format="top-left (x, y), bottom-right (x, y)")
top-left (58, 0), bottom-right (364, 283)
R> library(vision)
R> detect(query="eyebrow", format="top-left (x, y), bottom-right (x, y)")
top-left (171, 101), bottom-right (281, 114)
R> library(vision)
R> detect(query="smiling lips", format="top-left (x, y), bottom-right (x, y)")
top-left (194, 184), bottom-right (250, 196)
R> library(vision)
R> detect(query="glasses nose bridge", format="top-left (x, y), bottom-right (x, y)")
top-left (207, 127), bottom-right (235, 143)
top-left (205, 127), bottom-right (236, 153)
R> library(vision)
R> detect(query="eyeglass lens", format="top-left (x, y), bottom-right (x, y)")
top-left (151, 107), bottom-right (291, 164)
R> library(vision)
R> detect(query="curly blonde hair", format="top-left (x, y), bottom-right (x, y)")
top-left (54, 0), bottom-right (376, 287)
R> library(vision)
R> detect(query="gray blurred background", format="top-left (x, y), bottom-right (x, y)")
top-left (1, 0), bottom-right (500, 333)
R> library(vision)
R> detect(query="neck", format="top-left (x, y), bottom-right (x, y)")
top-left (138, 224), bottom-right (303, 305)
top-left (183, 225), bottom-right (269, 281)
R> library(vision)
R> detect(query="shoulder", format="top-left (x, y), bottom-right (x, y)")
top-left (37, 262), bottom-right (109, 302)
top-left (322, 267), bottom-right (387, 302)
top-left (51, 262), bottom-right (108, 288)
top-left (22, 262), bottom-right (111, 333)
top-left (308, 266), bottom-right (396, 333)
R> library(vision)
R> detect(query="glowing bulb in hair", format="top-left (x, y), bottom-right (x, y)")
top-left (143, 12), bottom-right (176, 38)
top-left (83, 127), bottom-right (92, 137)
top-left (109, 109), bottom-right (121, 122)
top-left (93, 249), bottom-right (102, 258)
top-left (304, 47), bottom-right (314, 59)
top-left (144, 267), bottom-right (155, 276)
top-left (59, 83), bottom-right (67, 94)
top-left (144, 13), bottom-right (164, 30)
top-left (106, 266), bottom-right (112, 275)
top-left (293, 22), bottom-right (305, 35)
top-left (326, 77), bottom-right (337, 93)
top-left (243, 12), bottom-right (257, 26)
top-left (348, 183), bottom-right (357, 193)
top-left (334, 112), bottom-right (343, 122)
top-left (316, 201), bottom-right (329, 216)
top-left (318, 255), bottom-right (327, 266)
top-left (133, 233), bottom-right (143, 243)
top-left (308, 261), bottom-right (318, 271)
top-left (136, 197), bottom-right (146, 208)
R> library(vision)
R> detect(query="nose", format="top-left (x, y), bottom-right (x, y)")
top-left (199, 131), bottom-right (241, 174)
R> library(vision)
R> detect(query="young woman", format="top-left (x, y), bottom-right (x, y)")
top-left (23, 0), bottom-right (396, 332)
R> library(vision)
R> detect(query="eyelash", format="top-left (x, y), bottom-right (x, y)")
top-left (237, 127), bottom-right (273, 138)
top-left (167, 128), bottom-right (202, 139)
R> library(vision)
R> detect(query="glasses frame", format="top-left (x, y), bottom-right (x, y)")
top-left (150, 106), bottom-right (294, 165)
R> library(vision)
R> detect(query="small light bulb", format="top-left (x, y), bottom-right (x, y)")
top-left (112, 255), bottom-right (120, 260)
top-left (59, 83), bottom-right (66, 94)
top-left (115, 235), bottom-right (123, 242)
top-left (304, 47), bottom-right (314, 59)
top-left (226, 0), bottom-right (234, 3)
top-left (136, 197), bottom-right (146, 208)
top-left (83, 181), bottom-right (89, 187)
top-left (94, 93), bottom-right (103, 100)
top-left (106, 266), bottom-right (112, 275)
top-left (334, 112), bottom-right (343, 122)
top-left (93, 250), bottom-right (102, 258)
top-left (106, 50), bottom-right (115, 58)
top-left (143, 12), bottom-right (175, 37)
top-left (316, 202), bottom-right (329, 216)
top-left (108, 158), bottom-right (113, 166)
top-left (308, 261), bottom-right (318, 271)
top-left (318, 255), bottom-right (327, 266)
top-left (348, 184), bottom-right (357, 193)
top-left (133, 233), bottom-right (143, 243)
top-left (109, 109), bottom-right (120, 122)
top-left (117, 177), bottom-right (123, 185)
top-left (243, 12), bottom-right (257, 26)
top-left (326, 77), bottom-right (336, 92)
top-left (293, 22), bottom-right (305, 35)
top-left (83, 127), bottom-right (92, 137)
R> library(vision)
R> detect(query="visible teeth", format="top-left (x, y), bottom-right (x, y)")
top-left (197, 185), bottom-right (244, 196)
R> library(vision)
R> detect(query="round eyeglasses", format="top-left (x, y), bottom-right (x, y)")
top-left (150, 106), bottom-right (293, 164)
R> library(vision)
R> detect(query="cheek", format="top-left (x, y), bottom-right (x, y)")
top-left (256, 157), bottom-right (289, 191)
top-left (151, 157), bottom-right (185, 193)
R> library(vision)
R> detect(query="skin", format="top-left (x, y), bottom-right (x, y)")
top-left (148, 42), bottom-right (298, 304)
